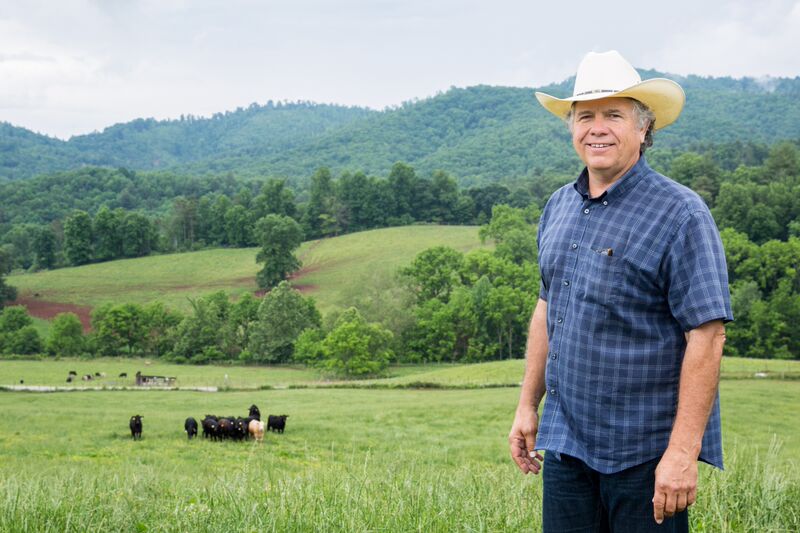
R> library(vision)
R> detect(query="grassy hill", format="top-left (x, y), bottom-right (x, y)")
top-left (8, 225), bottom-right (487, 322)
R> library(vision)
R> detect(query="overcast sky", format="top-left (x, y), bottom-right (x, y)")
top-left (2, 0), bottom-right (799, 139)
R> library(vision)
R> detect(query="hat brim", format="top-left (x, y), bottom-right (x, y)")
top-left (535, 78), bottom-right (685, 130)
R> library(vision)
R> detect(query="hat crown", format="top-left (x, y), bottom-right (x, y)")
top-left (572, 50), bottom-right (641, 98)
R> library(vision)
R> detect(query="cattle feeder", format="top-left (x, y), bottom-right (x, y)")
top-left (135, 371), bottom-right (177, 387)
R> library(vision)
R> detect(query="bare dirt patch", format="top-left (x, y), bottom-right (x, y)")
top-left (12, 296), bottom-right (93, 332)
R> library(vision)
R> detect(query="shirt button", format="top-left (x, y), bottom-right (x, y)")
top-left (551, 352), bottom-right (558, 360)
top-left (550, 389), bottom-right (557, 396)
top-left (571, 243), bottom-right (578, 249)
top-left (563, 280), bottom-right (570, 286)
top-left (557, 317), bottom-right (563, 323)
top-left (583, 208), bottom-right (590, 214)
top-left (603, 200), bottom-right (608, 206)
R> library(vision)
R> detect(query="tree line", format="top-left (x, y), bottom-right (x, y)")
top-left (0, 163), bottom-right (536, 273)
top-left (1, 141), bottom-right (798, 365)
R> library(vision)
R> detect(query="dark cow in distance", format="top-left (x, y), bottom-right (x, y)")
top-left (130, 415), bottom-right (143, 440)
top-left (184, 417), bottom-right (198, 439)
top-left (248, 404), bottom-right (261, 421)
top-left (119, 372), bottom-right (128, 378)
top-left (202, 416), bottom-right (219, 440)
top-left (68, 370), bottom-right (77, 376)
top-left (267, 415), bottom-right (289, 433)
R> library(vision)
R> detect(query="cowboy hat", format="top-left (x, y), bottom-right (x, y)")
top-left (535, 50), bottom-right (685, 130)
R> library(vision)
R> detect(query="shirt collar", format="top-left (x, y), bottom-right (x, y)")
top-left (573, 155), bottom-right (651, 202)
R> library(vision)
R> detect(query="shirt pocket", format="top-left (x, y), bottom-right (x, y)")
top-left (580, 248), bottom-right (622, 306)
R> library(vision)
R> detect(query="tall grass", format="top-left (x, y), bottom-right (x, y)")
top-left (1, 443), bottom-right (795, 532)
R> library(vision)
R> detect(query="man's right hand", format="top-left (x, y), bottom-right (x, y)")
top-left (509, 406), bottom-right (543, 474)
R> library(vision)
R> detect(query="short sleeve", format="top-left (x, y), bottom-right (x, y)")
top-left (663, 210), bottom-right (734, 331)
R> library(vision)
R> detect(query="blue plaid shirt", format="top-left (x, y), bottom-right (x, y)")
top-left (536, 156), bottom-right (733, 474)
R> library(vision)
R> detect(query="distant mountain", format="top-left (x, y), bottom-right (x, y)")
top-left (2, 71), bottom-right (800, 182)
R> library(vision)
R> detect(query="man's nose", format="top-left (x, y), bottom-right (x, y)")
top-left (588, 117), bottom-right (610, 133)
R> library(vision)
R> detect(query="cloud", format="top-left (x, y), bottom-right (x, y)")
top-left (644, 1), bottom-right (800, 78)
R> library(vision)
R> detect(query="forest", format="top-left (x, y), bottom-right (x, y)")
top-left (2, 73), bottom-right (800, 183)
top-left (1, 138), bottom-right (798, 370)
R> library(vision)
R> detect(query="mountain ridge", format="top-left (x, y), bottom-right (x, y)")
top-left (2, 70), bottom-right (800, 182)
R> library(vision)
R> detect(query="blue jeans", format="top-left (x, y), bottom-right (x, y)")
top-left (542, 452), bottom-right (689, 533)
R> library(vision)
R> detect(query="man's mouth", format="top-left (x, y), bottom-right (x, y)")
top-left (588, 143), bottom-right (612, 148)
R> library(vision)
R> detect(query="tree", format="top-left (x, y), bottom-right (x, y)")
top-left (247, 281), bottom-right (321, 363)
top-left (253, 179), bottom-right (297, 219)
top-left (400, 246), bottom-right (464, 304)
top-left (63, 210), bottom-right (93, 265)
top-left (32, 226), bottom-right (58, 270)
top-left (141, 302), bottom-right (182, 357)
top-left (303, 167), bottom-right (335, 237)
top-left (304, 307), bottom-right (393, 377)
top-left (93, 206), bottom-right (124, 261)
top-left (169, 196), bottom-right (199, 250)
top-left (224, 204), bottom-right (253, 247)
top-left (172, 292), bottom-right (231, 363)
top-left (479, 204), bottom-right (537, 265)
top-left (92, 303), bottom-right (147, 355)
top-left (255, 214), bottom-right (304, 290)
top-left (4, 325), bottom-right (42, 355)
top-left (121, 212), bottom-right (157, 257)
top-left (47, 312), bottom-right (85, 356)
top-left (387, 162), bottom-right (418, 220)
top-left (0, 247), bottom-right (17, 309)
top-left (0, 306), bottom-right (41, 355)
top-left (224, 292), bottom-right (260, 358)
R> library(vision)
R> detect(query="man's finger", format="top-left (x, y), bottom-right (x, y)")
top-left (510, 437), bottom-right (533, 473)
top-left (652, 491), bottom-right (665, 525)
top-left (688, 486), bottom-right (697, 507)
top-left (664, 492), bottom-right (677, 517)
top-left (676, 492), bottom-right (688, 513)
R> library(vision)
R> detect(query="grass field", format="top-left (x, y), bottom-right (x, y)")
top-left (0, 361), bottom-right (798, 531)
top-left (7, 225), bottom-right (486, 317)
top-left (3, 356), bottom-right (798, 390)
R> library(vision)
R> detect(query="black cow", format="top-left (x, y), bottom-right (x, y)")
top-left (202, 416), bottom-right (219, 440)
top-left (119, 372), bottom-right (128, 378)
top-left (95, 372), bottom-right (101, 377)
top-left (129, 415), bottom-right (143, 440)
top-left (248, 404), bottom-right (261, 421)
top-left (184, 417), bottom-right (198, 439)
top-left (267, 414), bottom-right (289, 433)
top-left (68, 370), bottom-right (77, 376)
top-left (217, 418), bottom-right (234, 440)
top-left (66, 376), bottom-right (73, 383)
top-left (233, 418), bottom-right (249, 440)
top-left (82, 374), bottom-right (92, 381)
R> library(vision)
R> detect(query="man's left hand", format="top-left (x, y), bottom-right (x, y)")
top-left (652, 446), bottom-right (698, 524)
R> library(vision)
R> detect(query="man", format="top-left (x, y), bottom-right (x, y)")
top-left (509, 50), bottom-right (733, 532)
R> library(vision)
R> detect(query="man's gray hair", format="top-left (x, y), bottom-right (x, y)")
top-left (565, 98), bottom-right (656, 153)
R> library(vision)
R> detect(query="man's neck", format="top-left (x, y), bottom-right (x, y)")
top-left (586, 156), bottom-right (640, 199)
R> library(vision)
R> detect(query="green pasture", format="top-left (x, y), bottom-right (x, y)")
top-left (369, 356), bottom-right (800, 387)
top-left (2, 356), bottom-right (798, 390)
top-left (7, 225), bottom-right (486, 316)
top-left (0, 375), bottom-right (798, 532)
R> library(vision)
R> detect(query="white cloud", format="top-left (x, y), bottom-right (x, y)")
top-left (0, 0), bottom-right (799, 138)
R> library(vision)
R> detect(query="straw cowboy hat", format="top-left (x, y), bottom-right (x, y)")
top-left (535, 50), bottom-right (685, 130)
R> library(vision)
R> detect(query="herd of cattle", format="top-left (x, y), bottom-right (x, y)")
top-left (65, 370), bottom-right (126, 383)
top-left (128, 404), bottom-right (289, 443)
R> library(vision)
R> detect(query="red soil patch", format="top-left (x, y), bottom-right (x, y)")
top-left (12, 296), bottom-right (93, 332)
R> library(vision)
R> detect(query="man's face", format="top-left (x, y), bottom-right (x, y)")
top-left (571, 97), bottom-right (646, 181)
